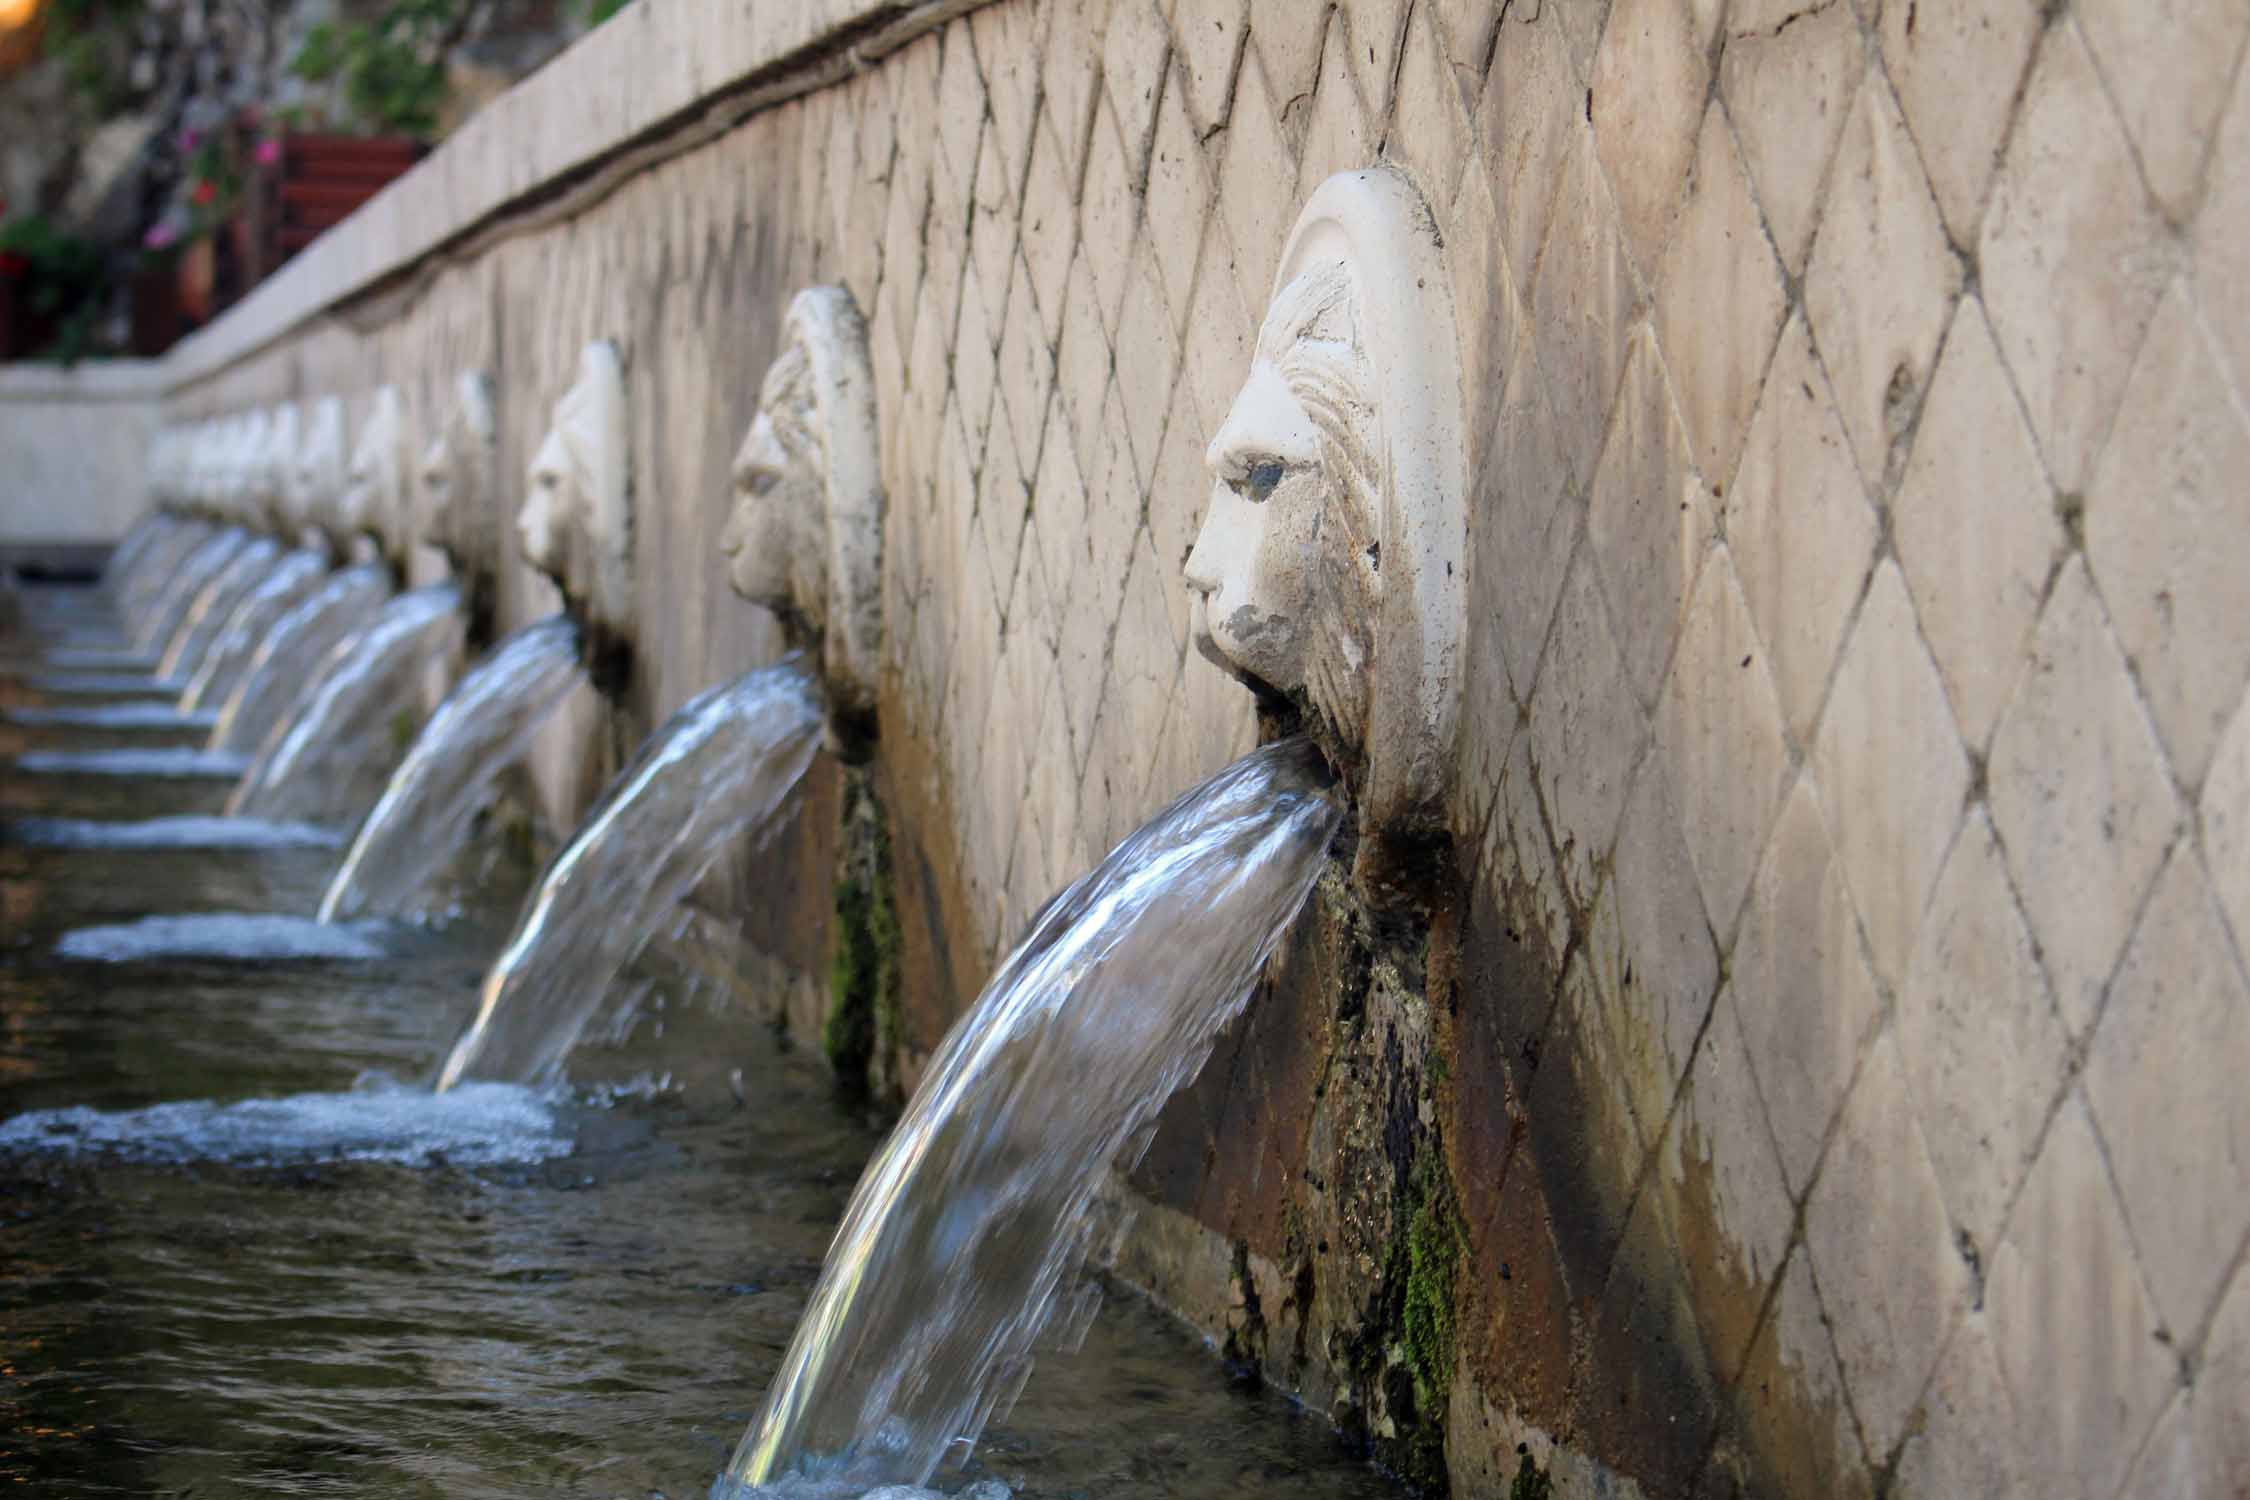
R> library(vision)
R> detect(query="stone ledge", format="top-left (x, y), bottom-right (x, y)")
top-left (159, 0), bottom-right (1001, 389)
top-left (0, 360), bottom-right (168, 402)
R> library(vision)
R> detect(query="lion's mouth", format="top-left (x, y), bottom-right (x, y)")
top-left (1191, 595), bottom-right (1288, 705)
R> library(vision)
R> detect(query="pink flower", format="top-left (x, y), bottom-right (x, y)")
top-left (255, 138), bottom-right (281, 167)
top-left (191, 180), bottom-right (217, 207)
top-left (178, 128), bottom-right (200, 152)
top-left (143, 221), bottom-right (179, 250)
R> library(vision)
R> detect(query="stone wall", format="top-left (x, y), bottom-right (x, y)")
top-left (149, 0), bottom-right (2250, 1495)
top-left (0, 361), bottom-right (162, 549)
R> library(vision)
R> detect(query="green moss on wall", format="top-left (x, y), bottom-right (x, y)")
top-left (824, 767), bottom-right (901, 1097)
top-left (1383, 1143), bottom-right (1468, 1495)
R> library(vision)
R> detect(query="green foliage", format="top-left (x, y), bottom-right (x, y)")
top-left (40, 0), bottom-right (145, 114)
top-left (584, 0), bottom-right (632, 25)
top-left (290, 0), bottom-right (459, 137)
top-left (0, 215), bottom-right (106, 362)
top-left (1507, 1453), bottom-right (1554, 1500)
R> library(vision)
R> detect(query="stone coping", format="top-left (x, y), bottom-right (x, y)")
top-left (0, 360), bottom-right (168, 401)
top-left (155, 0), bottom-right (995, 391)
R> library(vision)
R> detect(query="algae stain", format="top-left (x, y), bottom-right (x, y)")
top-left (1378, 1143), bottom-right (1468, 1495)
top-left (824, 767), bottom-right (901, 1097)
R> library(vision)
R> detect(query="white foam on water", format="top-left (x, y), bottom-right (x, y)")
top-left (14, 747), bottom-right (251, 777)
top-left (56, 913), bottom-right (392, 962)
top-left (6, 703), bottom-right (216, 728)
top-left (8, 816), bottom-right (344, 850)
top-left (715, 1475), bottom-right (1017, 1493)
top-left (712, 1478), bottom-right (1011, 1500)
top-left (0, 1080), bottom-right (571, 1167)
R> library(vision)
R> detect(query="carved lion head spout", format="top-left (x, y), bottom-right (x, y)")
top-left (296, 396), bottom-right (354, 554)
top-left (225, 415), bottom-right (258, 521)
top-left (417, 370), bottom-right (498, 576)
top-left (262, 404), bottom-right (313, 544)
top-left (1184, 166), bottom-right (1468, 903)
top-left (721, 285), bottom-right (885, 738)
top-left (519, 340), bottom-right (632, 643)
top-left (341, 386), bottom-right (411, 565)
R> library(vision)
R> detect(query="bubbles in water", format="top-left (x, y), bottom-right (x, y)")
top-left (0, 1078), bottom-right (569, 1167)
top-left (56, 913), bottom-right (393, 963)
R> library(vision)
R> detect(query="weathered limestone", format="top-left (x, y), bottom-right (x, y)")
top-left (722, 285), bottom-right (885, 736)
top-left (519, 341), bottom-right (632, 644)
top-left (416, 371), bottom-right (500, 578)
top-left (295, 396), bottom-right (352, 553)
top-left (119, 1), bottom-right (2250, 1495)
top-left (261, 404), bottom-right (307, 541)
top-left (341, 386), bottom-right (412, 565)
top-left (1184, 165), bottom-right (1466, 903)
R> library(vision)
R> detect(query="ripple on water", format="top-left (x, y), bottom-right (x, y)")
top-left (0, 1079), bottom-right (569, 1166)
top-left (8, 815), bottom-right (343, 850)
top-left (5, 704), bottom-right (218, 728)
top-left (14, 747), bottom-right (251, 777)
top-left (56, 913), bottom-right (392, 962)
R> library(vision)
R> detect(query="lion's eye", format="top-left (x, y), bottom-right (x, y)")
top-left (1244, 460), bottom-right (1286, 503)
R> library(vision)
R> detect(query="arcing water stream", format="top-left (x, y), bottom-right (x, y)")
top-left (4, 563), bottom-right (1397, 1500)
top-left (721, 742), bottom-right (1341, 1492)
top-left (226, 584), bottom-right (464, 825)
top-left (318, 614), bottom-right (585, 922)
top-left (178, 547), bottom-right (329, 713)
top-left (436, 662), bottom-right (825, 1089)
top-left (157, 536), bottom-right (282, 683)
top-left (209, 564), bottom-right (391, 754)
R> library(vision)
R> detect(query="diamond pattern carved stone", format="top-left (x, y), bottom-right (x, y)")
top-left (167, 0), bottom-right (2250, 1491)
top-left (1724, 311), bottom-right (1878, 744)
top-left (1892, 297), bottom-right (2063, 752)
top-left (1654, 546), bottom-right (1794, 942)
top-left (1989, 558), bottom-right (2182, 1034)
top-left (1811, 561), bottom-right (1971, 990)
top-left (1897, 808), bottom-right (2069, 1255)
top-left (1981, 19), bottom-right (2175, 494)
top-left (2083, 846), bottom-right (2250, 1341)
top-left (2085, 280), bottom-right (2250, 789)
top-left (1721, 0), bottom-right (1860, 275)
top-left (1877, 0), bottom-right (2043, 246)
top-left (1985, 1091), bottom-right (2173, 1500)
top-left (1804, 72), bottom-right (1963, 485)
top-left (1589, 0), bottom-right (1706, 277)
top-left (1802, 1029), bottom-right (1972, 1459)
top-left (1728, 778), bottom-right (1883, 1198)
top-left (2078, 0), bottom-right (2250, 221)
top-left (1655, 106), bottom-right (1789, 497)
